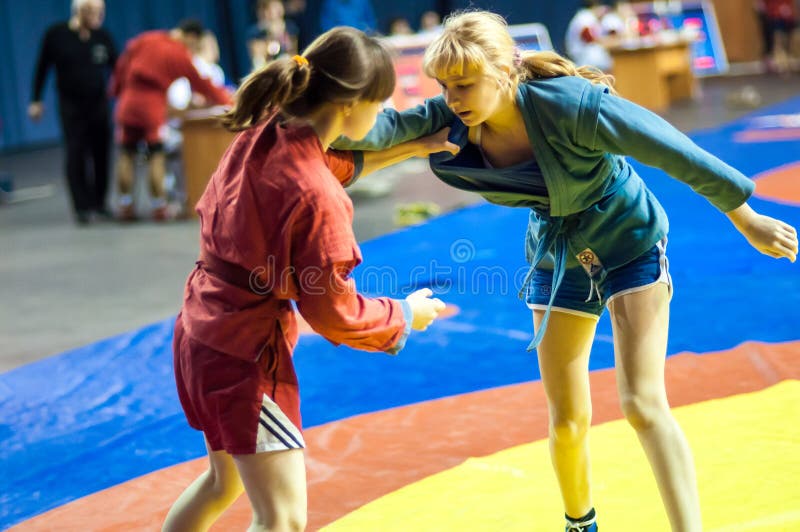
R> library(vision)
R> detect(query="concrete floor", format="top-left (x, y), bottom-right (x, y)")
top-left (2, 73), bottom-right (799, 372)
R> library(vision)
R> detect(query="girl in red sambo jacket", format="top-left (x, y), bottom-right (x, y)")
top-left (163, 26), bottom-right (457, 531)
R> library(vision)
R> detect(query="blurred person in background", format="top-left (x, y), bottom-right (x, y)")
top-left (565, 0), bottom-right (614, 72)
top-left (246, 0), bottom-right (299, 70)
top-left (167, 31), bottom-right (227, 113)
top-left (29, 0), bottom-right (117, 225)
top-left (164, 30), bottom-right (228, 216)
top-left (758, 0), bottom-right (798, 73)
top-left (195, 32), bottom-right (226, 88)
top-left (419, 10), bottom-right (442, 33)
top-left (388, 16), bottom-right (414, 36)
top-left (110, 20), bottom-right (232, 222)
top-left (284, 0), bottom-right (309, 48)
top-left (755, 1), bottom-right (773, 64)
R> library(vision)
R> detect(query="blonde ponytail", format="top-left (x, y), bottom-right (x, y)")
top-left (518, 50), bottom-right (617, 95)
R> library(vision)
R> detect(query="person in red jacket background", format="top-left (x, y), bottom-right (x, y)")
top-left (110, 19), bottom-right (232, 221)
top-left (757, 0), bottom-right (798, 73)
top-left (162, 26), bottom-right (456, 531)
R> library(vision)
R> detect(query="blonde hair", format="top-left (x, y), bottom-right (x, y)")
top-left (423, 10), bottom-right (616, 95)
top-left (71, 0), bottom-right (102, 15)
top-left (222, 27), bottom-right (395, 131)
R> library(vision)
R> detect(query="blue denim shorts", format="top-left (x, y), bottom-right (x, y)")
top-left (525, 238), bottom-right (671, 319)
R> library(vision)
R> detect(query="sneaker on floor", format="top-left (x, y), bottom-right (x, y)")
top-left (75, 210), bottom-right (92, 226)
top-left (93, 207), bottom-right (115, 222)
top-left (565, 508), bottom-right (597, 532)
top-left (117, 204), bottom-right (137, 222)
top-left (151, 205), bottom-right (168, 222)
top-left (566, 519), bottom-right (597, 531)
top-left (152, 201), bottom-right (184, 222)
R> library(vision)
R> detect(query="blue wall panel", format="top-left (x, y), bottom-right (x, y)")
top-left (1, 0), bottom-right (67, 151)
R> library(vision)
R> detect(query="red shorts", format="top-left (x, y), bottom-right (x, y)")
top-left (117, 123), bottom-right (163, 148)
top-left (173, 315), bottom-right (305, 455)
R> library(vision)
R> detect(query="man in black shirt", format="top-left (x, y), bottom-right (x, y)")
top-left (29, 0), bottom-right (117, 224)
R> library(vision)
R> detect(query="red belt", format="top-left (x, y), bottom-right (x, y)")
top-left (197, 249), bottom-right (266, 293)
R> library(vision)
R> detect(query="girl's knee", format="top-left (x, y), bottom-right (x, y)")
top-left (279, 500), bottom-right (307, 531)
top-left (250, 508), bottom-right (307, 531)
top-left (208, 466), bottom-right (244, 503)
top-left (549, 413), bottom-right (591, 445)
top-left (284, 512), bottom-right (307, 532)
top-left (619, 393), bottom-right (669, 431)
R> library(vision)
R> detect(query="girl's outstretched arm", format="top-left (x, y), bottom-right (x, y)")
top-left (326, 127), bottom-right (459, 185)
top-left (590, 87), bottom-right (798, 261)
top-left (332, 96), bottom-right (455, 151)
top-left (358, 127), bottom-right (460, 176)
top-left (591, 89), bottom-right (754, 212)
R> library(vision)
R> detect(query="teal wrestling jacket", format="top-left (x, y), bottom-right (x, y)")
top-left (335, 75), bottom-right (755, 347)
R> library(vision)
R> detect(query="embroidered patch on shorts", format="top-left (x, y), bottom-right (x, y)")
top-left (576, 248), bottom-right (604, 278)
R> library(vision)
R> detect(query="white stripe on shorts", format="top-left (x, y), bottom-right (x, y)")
top-left (606, 237), bottom-right (673, 305)
top-left (255, 393), bottom-right (306, 452)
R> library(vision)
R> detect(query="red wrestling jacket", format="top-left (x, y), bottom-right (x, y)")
top-left (111, 31), bottom-right (231, 127)
top-left (181, 117), bottom-right (407, 364)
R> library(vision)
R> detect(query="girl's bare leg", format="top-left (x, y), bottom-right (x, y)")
top-left (609, 283), bottom-right (701, 531)
top-left (162, 436), bottom-right (245, 532)
top-left (534, 309), bottom-right (599, 519)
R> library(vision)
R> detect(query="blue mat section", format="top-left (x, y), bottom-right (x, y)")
top-left (2, 98), bottom-right (799, 528)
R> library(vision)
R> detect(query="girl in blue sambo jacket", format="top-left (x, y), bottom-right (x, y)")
top-left (335, 10), bottom-right (798, 532)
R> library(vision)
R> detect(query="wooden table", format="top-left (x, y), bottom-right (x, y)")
top-left (608, 39), bottom-right (696, 112)
top-left (180, 107), bottom-right (236, 217)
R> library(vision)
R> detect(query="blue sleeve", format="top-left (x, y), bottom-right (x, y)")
top-left (385, 299), bottom-right (413, 355)
top-left (591, 91), bottom-right (754, 212)
top-left (332, 96), bottom-right (456, 151)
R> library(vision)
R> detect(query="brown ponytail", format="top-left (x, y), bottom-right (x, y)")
top-left (221, 26), bottom-right (396, 132)
top-left (221, 56), bottom-right (311, 131)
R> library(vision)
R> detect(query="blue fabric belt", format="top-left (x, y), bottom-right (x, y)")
top-left (519, 216), bottom-right (567, 352)
top-left (518, 171), bottom-right (634, 351)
